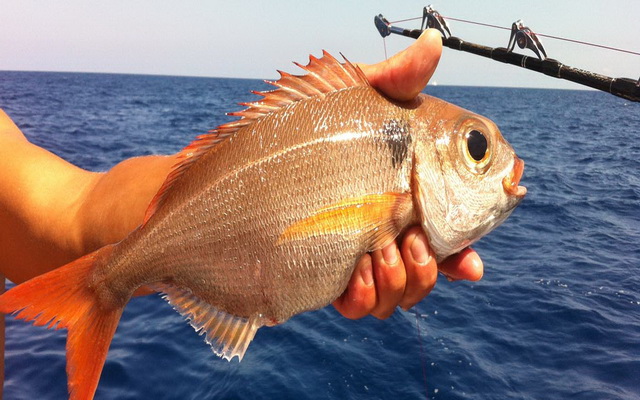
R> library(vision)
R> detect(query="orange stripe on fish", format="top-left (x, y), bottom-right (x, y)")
top-left (278, 192), bottom-right (414, 250)
top-left (0, 245), bottom-right (121, 400)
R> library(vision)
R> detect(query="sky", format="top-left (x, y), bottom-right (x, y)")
top-left (1, 0), bottom-right (639, 89)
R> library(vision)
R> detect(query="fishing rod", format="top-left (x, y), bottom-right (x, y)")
top-left (374, 6), bottom-right (640, 103)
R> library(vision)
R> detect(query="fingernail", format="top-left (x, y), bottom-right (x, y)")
top-left (410, 233), bottom-right (431, 265)
top-left (382, 243), bottom-right (399, 265)
top-left (360, 262), bottom-right (374, 286)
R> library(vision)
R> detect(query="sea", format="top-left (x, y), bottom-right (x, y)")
top-left (0, 71), bottom-right (638, 400)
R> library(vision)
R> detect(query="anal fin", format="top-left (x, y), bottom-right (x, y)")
top-left (153, 284), bottom-right (262, 361)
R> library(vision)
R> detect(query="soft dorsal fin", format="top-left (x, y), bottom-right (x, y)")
top-left (142, 51), bottom-right (370, 227)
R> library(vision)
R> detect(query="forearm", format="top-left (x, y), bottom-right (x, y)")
top-left (0, 135), bottom-right (96, 283)
top-left (77, 155), bottom-right (178, 253)
top-left (0, 110), bottom-right (177, 282)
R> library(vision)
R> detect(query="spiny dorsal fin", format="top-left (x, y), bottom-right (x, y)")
top-left (142, 51), bottom-right (369, 227)
top-left (153, 283), bottom-right (263, 361)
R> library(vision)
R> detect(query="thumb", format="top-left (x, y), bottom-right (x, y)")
top-left (358, 29), bottom-right (443, 101)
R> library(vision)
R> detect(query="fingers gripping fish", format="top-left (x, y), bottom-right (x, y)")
top-left (0, 51), bottom-right (526, 399)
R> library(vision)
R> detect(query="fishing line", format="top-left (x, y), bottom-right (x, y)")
top-left (383, 36), bottom-right (388, 60)
top-left (390, 16), bottom-right (422, 24)
top-left (415, 312), bottom-right (429, 399)
top-left (439, 16), bottom-right (509, 32)
top-left (389, 15), bottom-right (640, 56)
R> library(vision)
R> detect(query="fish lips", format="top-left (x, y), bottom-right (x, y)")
top-left (502, 157), bottom-right (527, 199)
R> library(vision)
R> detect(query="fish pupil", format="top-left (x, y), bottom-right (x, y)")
top-left (466, 130), bottom-right (488, 161)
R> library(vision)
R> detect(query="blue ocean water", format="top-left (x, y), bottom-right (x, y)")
top-left (0, 70), bottom-right (638, 400)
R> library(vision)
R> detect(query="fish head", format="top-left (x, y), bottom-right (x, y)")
top-left (411, 95), bottom-right (526, 261)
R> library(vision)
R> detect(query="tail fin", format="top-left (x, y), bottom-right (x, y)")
top-left (0, 245), bottom-right (123, 400)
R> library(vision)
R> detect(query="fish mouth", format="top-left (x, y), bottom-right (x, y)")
top-left (502, 157), bottom-right (527, 198)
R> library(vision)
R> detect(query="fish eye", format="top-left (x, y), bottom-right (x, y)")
top-left (466, 130), bottom-right (488, 162)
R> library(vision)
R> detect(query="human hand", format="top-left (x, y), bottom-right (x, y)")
top-left (332, 30), bottom-right (484, 319)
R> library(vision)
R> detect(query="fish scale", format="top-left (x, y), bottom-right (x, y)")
top-left (101, 87), bottom-right (413, 321)
top-left (0, 52), bottom-right (525, 400)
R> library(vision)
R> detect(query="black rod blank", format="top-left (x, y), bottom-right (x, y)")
top-left (383, 24), bottom-right (640, 103)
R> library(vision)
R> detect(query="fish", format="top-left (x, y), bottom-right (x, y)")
top-left (0, 51), bottom-right (526, 399)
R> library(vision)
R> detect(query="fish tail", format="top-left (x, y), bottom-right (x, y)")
top-left (0, 244), bottom-right (123, 400)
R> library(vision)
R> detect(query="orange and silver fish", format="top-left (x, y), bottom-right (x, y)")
top-left (0, 52), bottom-right (526, 399)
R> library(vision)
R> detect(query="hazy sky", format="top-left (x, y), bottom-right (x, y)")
top-left (2, 1), bottom-right (638, 89)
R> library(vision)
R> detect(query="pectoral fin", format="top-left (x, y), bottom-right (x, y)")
top-left (278, 192), bottom-right (413, 250)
